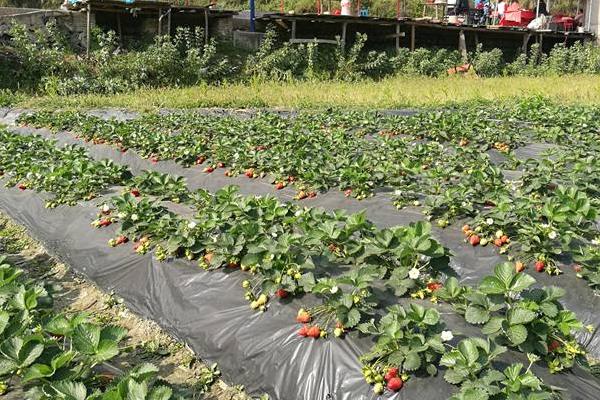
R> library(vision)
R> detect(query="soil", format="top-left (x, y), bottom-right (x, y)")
top-left (0, 213), bottom-right (259, 400)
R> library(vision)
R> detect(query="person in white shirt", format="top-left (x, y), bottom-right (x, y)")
top-left (497, 0), bottom-right (506, 19)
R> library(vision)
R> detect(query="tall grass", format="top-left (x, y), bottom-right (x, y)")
top-left (21, 75), bottom-right (600, 111)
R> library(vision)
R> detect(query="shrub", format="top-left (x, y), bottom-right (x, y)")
top-left (471, 45), bottom-right (504, 77)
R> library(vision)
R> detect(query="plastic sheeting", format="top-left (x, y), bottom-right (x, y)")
top-left (0, 109), bottom-right (599, 400)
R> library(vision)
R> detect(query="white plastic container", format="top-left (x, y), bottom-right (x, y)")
top-left (341, 0), bottom-right (353, 16)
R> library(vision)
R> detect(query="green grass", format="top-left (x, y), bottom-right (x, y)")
top-left (19, 75), bottom-right (600, 111)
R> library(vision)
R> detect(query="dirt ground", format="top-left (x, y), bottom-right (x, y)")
top-left (0, 213), bottom-right (262, 400)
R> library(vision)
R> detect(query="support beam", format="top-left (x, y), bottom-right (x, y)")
top-left (86, 5), bottom-right (91, 57)
top-left (522, 32), bottom-right (531, 53)
top-left (167, 9), bottom-right (171, 37)
top-left (458, 29), bottom-right (467, 61)
top-left (158, 8), bottom-right (162, 36)
top-left (291, 19), bottom-right (297, 40)
top-left (204, 8), bottom-right (209, 43)
top-left (117, 12), bottom-right (123, 47)
top-left (410, 24), bottom-right (415, 51)
top-left (395, 22), bottom-right (400, 53)
top-left (341, 21), bottom-right (347, 46)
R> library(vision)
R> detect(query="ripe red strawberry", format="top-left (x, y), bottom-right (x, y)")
top-left (461, 224), bottom-right (471, 234)
top-left (275, 182), bottom-right (285, 190)
top-left (203, 166), bottom-right (214, 173)
top-left (99, 218), bottom-right (112, 227)
top-left (344, 189), bottom-right (352, 197)
top-left (384, 367), bottom-right (399, 382)
top-left (307, 325), bottom-right (321, 339)
top-left (227, 261), bottom-right (239, 269)
top-left (296, 309), bottom-right (311, 324)
top-left (217, 162), bottom-right (225, 168)
top-left (150, 156), bottom-right (159, 164)
top-left (535, 260), bottom-right (545, 272)
top-left (387, 376), bottom-right (403, 391)
top-left (115, 235), bottom-right (128, 245)
top-left (255, 145), bottom-right (266, 151)
top-left (515, 261), bottom-right (525, 273)
top-left (276, 288), bottom-right (288, 298)
top-left (245, 168), bottom-right (254, 178)
top-left (298, 325), bottom-right (309, 337)
top-left (287, 175), bottom-right (296, 182)
top-left (17, 183), bottom-right (27, 191)
top-left (469, 235), bottom-right (480, 246)
top-left (130, 189), bottom-right (140, 197)
top-left (224, 170), bottom-right (232, 177)
top-left (500, 235), bottom-right (509, 244)
top-left (548, 339), bottom-right (561, 352)
top-left (427, 282), bottom-right (443, 291)
top-left (494, 238), bottom-right (503, 247)
top-left (196, 156), bottom-right (206, 165)
top-left (204, 252), bottom-right (214, 265)
top-left (308, 191), bottom-right (317, 198)
top-left (573, 264), bottom-right (582, 273)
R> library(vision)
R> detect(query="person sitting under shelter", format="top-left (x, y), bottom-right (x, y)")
top-left (575, 8), bottom-right (585, 26)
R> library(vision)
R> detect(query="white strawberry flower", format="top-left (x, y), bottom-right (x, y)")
top-left (441, 330), bottom-right (454, 342)
top-left (101, 204), bottom-right (110, 213)
top-left (394, 190), bottom-right (402, 196)
top-left (485, 218), bottom-right (494, 225)
top-left (408, 267), bottom-right (420, 280)
top-left (548, 231), bottom-right (558, 240)
top-left (131, 213), bottom-right (139, 221)
top-left (330, 286), bottom-right (339, 294)
top-left (117, 212), bottom-right (127, 219)
top-left (187, 221), bottom-right (197, 229)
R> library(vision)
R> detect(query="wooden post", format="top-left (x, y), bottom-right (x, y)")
top-left (167, 9), bottom-right (171, 37)
top-left (86, 5), bottom-right (91, 57)
top-left (458, 29), bottom-right (467, 61)
top-left (410, 24), bottom-right (415, 51)
top-left (538, 32), bottom-right (543, 51)
top-left (341, 21), bottom-right (347, 46)
top-left (522, 32), bottom-right (531, 53)
top-left (204, 8), bottom-right (209, 43)
top-left (474, 32), bottom-right (479, 48)
top-left (117, 13), bottom-right (123, 47)
top-left (291, 19), bottom-right (296, 40)
top-left (158, 8), bottom-right (162, 36)
top-left (395, 22), bottom-right (400, 53)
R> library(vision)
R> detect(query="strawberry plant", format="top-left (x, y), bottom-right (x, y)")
top-left (441, 339), bottom-right (554, 400)
top-left (0, 256), bottom-right (183, 399)
top-left (0, 130), bottom-right (130, 207)
top-left (448, 263), bottom-right (587, 373)
top-left (358, 304), bottom-right (447, 394)
top-left (128, 171), bottom-right (189, 203)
